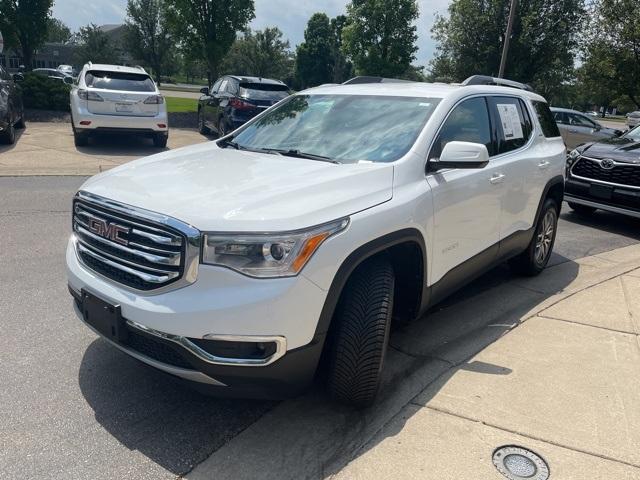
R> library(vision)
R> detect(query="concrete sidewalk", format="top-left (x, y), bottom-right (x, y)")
top-left (187, 245), bottom-right (640, 480)
top-left (0, 122), bottom-right (207, 176)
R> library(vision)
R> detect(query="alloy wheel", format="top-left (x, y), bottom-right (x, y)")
top-left (535, 210), bottom-right (555, 265)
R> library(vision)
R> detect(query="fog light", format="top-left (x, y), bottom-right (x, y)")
top-left (493, 446), bottom-right (549, 480)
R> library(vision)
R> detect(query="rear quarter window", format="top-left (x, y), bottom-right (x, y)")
top-left (533, 101), bottom-right (561, 138)
top-left (488, 96), bottom-right (533, 154)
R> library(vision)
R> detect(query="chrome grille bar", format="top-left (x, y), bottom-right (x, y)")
top-left (72, 191), bottom-right (201, 293)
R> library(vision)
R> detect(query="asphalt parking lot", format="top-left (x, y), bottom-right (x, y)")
top-left (2, 174), bottom-right (640, 479)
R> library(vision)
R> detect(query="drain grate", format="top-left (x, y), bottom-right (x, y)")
top-left (493, 446), bottom-right (550, 480)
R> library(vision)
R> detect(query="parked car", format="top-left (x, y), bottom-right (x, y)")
top-left (66, 75), bottom-right (565, 407)
top-left (0, 65), bottom-right (25, 144)
top-left (626, 111), bottom-right (640, 129)
top-left (69, 63), bottom-right (168, 147)
top-left (565, 124), bottom-right (640, 218)
top-left (57, 64), bottom-right (75, 77)
top-left (32, 68), bottom-right (73, 84)
top-left (551, 107), bottom-right (622, 149)
top-left (197, 75), bottom-right (290, 136)
top-left (586, 111), bottom-right (600, 117)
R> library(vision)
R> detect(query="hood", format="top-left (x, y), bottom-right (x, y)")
top-left (80, 142), bottom-right (394, 231)
top-left (579, 137), bottom-right (640, 164)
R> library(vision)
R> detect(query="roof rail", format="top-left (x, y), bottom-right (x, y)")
top-left (462, 75), bottom-right (533, 92)
top-left (342, 76), bottom-right (411, 85)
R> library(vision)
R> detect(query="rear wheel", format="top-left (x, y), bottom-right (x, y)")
top-left (568, 202), bottom-right (596, 215)
top-left (153, 133), bottom-right (168, 148)
top-left (15, 115), bottom-right (25, 129)
top-left (509, 198), bottom-right (558, 276)
top-left (0, 120), bottom-right (16, 145)
top-left (326, 257), bottom-right (395, 408)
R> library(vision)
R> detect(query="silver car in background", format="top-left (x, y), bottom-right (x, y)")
top-left (550, 107), bottom-right (622, 149)
top-left (626, 111), bottom-right (640, 129)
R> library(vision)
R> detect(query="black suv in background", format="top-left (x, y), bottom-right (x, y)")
top-left (0, 65), bottom-right (25, 145)
top-left (565, 125), bottom-right (640, 219)
top-left (197, 75), bottom-right (290, 136)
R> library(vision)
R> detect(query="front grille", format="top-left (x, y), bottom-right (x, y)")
top-left (572, 157), bottom-right (640, 188)
top-left (73, 196), bottom-right (186, 290)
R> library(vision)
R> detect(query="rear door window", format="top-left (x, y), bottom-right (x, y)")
top-left (488, 96), bottom-right (533, 154)
top-left (430, 96), bottom-right (493, 159)
top-left (85, 70), bottom-right (155, 92)
top-left (533, 102), bottom-right (562, 138)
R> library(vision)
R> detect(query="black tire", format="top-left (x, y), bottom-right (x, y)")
top-left (74, 131), bottom-right (89, 147)
top-left (218, 117), bottom-right (228, 137)
top-left (0, 120), bottom-right (16, 145)
top-left (198, 109), bottom-right (210, 135)
top-left (568, 202), bottom-right (596, 215)
top-left (509, 198), bottom-right (559, 276)
top-left (153, 133), bottom-right (168, 148)
top-left (15, 116), bottom-right (25, 129)
top-left (326, 257), bottom-right (395, 408)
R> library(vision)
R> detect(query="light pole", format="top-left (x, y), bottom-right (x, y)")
top-left (499, 0), bottom-right (518, 78)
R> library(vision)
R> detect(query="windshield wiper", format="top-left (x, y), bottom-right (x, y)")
top-left (269, 149), bottom-right (340, 164)
top-left (218, 138), bottom-right (241, 150)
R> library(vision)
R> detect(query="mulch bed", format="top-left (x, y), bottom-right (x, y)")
top-left (24, 109), bottom-right (198, 129)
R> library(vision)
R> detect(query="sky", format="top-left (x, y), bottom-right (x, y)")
top-left (51, 0), bottom-right (451, 65)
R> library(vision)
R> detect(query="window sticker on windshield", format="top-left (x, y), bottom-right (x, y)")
top-left (496, 103), bottom-right (524, 140)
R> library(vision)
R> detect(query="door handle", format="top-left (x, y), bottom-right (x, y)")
top-left (489, 173), bottom-right (505, 184)
top-left (538, 160), bottom-right (551, 169)
top-left (569, 129), bottom-right (578, 133)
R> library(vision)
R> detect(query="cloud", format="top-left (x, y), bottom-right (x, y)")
top-left (52, 0), bottom-right (450, 63)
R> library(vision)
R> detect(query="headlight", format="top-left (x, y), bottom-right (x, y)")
top-left (201, 218), bottom-right (349, 278)
top-left (567, 149), bottom-right (581, 168)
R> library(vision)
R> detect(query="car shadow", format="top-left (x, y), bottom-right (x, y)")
top-left (78, 255), bottom-right (579, 478)
top-left (74, 132), bottom-right (169, 156)
top-left (561, 207), bottom-right (640, 239)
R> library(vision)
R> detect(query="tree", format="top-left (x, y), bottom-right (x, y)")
top-left (220, 27), bottom-right (293, 80)
top-left (165, 0), bottom-right (255, 82)
top-left (430, 0), bottom-right (585, 99)
top-left (296, 13), bottom-right (334, 88)
top-left (341, 0), bottom-right (419, 77)
top-left (46, 18), bottom-right (71, 43)
top-left (0, 0), bottom-right (54, 70)
top-left (330, 15), bottom-right (353, 83)
top-left (582, 0), bottom-right (640, 109)
top-left (73, 24), bottom-right (119, 65)
top-left (124, 0), bottom-right (173, 84)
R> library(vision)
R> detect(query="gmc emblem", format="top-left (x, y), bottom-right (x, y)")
top-left (88, 217), bottom-right (130, 246)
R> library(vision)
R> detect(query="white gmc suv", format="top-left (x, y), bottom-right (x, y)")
top-left (70, 63), bottom-right (169, 148)
top-left (66, 76), bottom-right (565, 407)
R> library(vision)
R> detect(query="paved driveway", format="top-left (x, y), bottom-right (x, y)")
top-left (0, 122), bottom-right (208, 176)
top-left (2, 175), bottom-right (640, 479)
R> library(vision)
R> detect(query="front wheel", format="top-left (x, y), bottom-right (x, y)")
top-left (198, 109), bottom-right (210, 135)
top-left (0, 121), bottom-right (16, 144)
top-left (326, 257), bottom-right (395, 408)
top-left (509, 198), bottom-right (558, 276)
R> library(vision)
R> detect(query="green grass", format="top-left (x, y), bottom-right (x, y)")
top-left (165, 96), bottom-right (198, 113)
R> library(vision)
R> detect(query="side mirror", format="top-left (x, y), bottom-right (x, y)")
top-left (429, 141), bottom-right (490, 171)
top-left (200, 87), bottom-right (209, 95)
top-left (63, 76), bottom-right (73, 85)
top-left (12, 73), bottom-right (24, 83)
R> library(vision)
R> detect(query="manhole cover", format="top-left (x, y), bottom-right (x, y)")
top-left (493, 446), bottom-right (550, 480)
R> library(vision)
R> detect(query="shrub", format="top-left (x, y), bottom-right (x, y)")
top-left (20, 73), bottom-right (71, 111)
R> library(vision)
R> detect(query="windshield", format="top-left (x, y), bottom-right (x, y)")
top-left (624, 125), bottom-right (640, 141)
top-left (85, 70), bottom-right (155, 92)
top-left (230, 94), bottom-right (440, 163)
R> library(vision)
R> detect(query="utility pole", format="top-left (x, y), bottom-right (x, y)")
top-left (499, 0), bottom-right (518, 78)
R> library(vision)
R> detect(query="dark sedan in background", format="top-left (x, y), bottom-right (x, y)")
top-left (565, 125), bottom-right (640, 218)
top-left (0, 65), bottom-right (25, 145)
top-left (197, 75), bottom-right (290, 136)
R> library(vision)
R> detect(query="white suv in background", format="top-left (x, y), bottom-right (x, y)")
top-left (66, 75), bottom-right (565, 407)
top-left (70, 63), bottom-right (168, 147)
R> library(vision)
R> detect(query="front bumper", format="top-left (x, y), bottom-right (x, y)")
top-left (565, 178), bottom-right (640, 218)
top-left (66, 237), bottom-right (330, 397)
